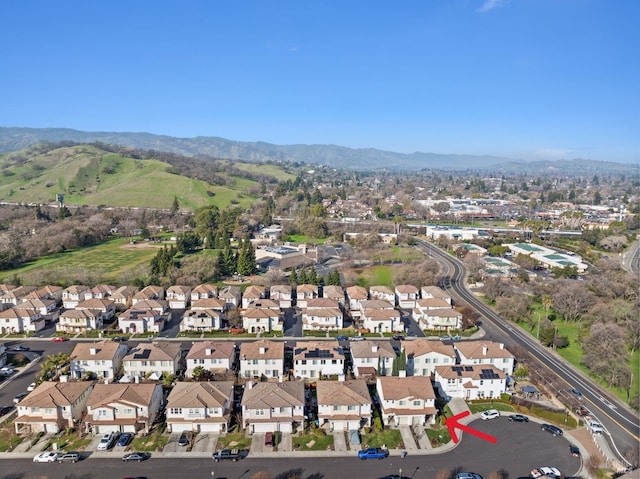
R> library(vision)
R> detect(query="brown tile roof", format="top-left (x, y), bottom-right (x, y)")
top-left (306, 298), bottom-right (340, 309)
top-left (434, 364), bottom-right (507, 380)
top-left (316, 379), bottom-right (370, 406)
top-left (76, 298), bottom-right (114, 310)
top-left (296, 284), bottom-right (318, 294)
top-left (19, 381), bottom-right (94, 408)
top-left (270, 284), bottom-right (291, 295)
top-left (186, 341), bottom-right (235, 360)
top-left (70, 341), bottom-right (125, 361)
top-left (322, 285), bottom-right (344, 299)
top-left (241, 381), bottom-right (305, 409)
top-left (455, 340), bottom-right (514, 359)
top-left (167, 285), bottom-right (192, 295)
top-left (350, 341), bottom-right (396, 359)
top-left (415, 298), bottom-right (452, 309)
top-left (247, 298), bottom-right (280, 309)
top-left (124, 341), bottom-right (181, 362)
top-left (346, 286), bottom-right (368, 299)
top-left (293, 341), bottom-right (344, 361)
top-left (240, 339), bottom-right (284, 360)
top-left (370, 285), bottom-right (394, 295)
top-left (241, 308), bottom-right (280, 319)
top-left (360, 299), bottom-right (394, 310)
top-left (421, 286), bottom-right (450, 299)
top-left (377, 376), bottom-right (436, 400)
top-left (243, 285), bottom-right (265, 298)
top-left (192, 284), bottom-right (218, 296)
top-left (166, 381), bottom-right (234, 408)
top-left (191, 298), bottom-right (225, 310)
top-left (395, 284), bottom-right (419, 294)
top-left (87, 383), bottom-right (160, 408)
top-left (363, 309), bottom-right (400, 320)
top-left (402, 339), bottom-right (456, 358)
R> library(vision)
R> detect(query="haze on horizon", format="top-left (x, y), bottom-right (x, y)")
top-left (1, 0), bottom-right (638, 164)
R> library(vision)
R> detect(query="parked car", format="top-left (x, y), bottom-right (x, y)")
top-left (111, 336), bottom-right (127, 342)
top-left (480, 409), bottom-right (500, 420)
top-left (392, 335), bottom-right (405, 341)
top-left (122, 452), bottom-right (150, 462)
top-left (508, 414), bottom-right (529, 423)
top-left (177, 431), bottom-right (190, 447)
top-left (570, 389), bottom-right (583, 400)
top-left (27, 382), bottom-right (37, 392)
top-left (350, 336), bottom-right (366, 341)
top-left (570, 445), bottom-right (581, 457)
top-left (117, 432), bottom-right (133, 447)
top-left (97, 432), bottom-right (119, 450)
top-left (540, 424), bottom-right (563, 436)
top-left (530, 467), bottom-right (561, 479)
top-left (212, 448), bottom-right (242, 462)
top-left (51, 336), bottom-right (67, 342)
top-left (33, 452), bottom-right (58, 463)
top-left (0, 367), bottom-right (15, 376)
top-left (10, 345), bottom-right (29, 351)
top-left (358, 447), bottom-right (389, 460)
top-left (57, 452), bottom-right (80, 463)
top-left (455, 473), bottom-right (483, 479)
top-left (264, 432), bottom-right (274, 446)
top-left (13, 392), bottom-right (28, 404)
top-left (0, 406), bottom-right (13, 416)
top-left (335, 335), bottom-right (348, 341)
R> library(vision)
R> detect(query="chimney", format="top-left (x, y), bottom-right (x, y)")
top-left (90, 348), bottom-right (97, 355)
top-left (338, 373), bottom-right (345, 382)
top-left (372, 344), bottom-right (379, 353)
top-left (482, 345), bottom-right (488, 356)
top-left (259, 347), bottom-right (266, 354)
top-left (499, 343), bottom-right (504, 350)
top-left (59, 375), bottom-right (68, 383)
top-left (205, 348), bottom-right (213, 355)
top-left (399, 370), bottom-right (407, 378)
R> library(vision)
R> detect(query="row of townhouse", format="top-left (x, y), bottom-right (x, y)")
top-left (14, 374), bottom-right (436, 436)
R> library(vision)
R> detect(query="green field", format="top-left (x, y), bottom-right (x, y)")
top-left (0, 237), bottom-right (161, 284)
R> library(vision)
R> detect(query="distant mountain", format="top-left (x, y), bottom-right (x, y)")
top-left (0, 126), bottom-right (632, 174)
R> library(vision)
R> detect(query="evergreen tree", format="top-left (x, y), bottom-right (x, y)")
top-left (237, 235), bottom-right (256, 276)
top-left (289, 268), bottom-right (298, 286)
top-left (298, 268), bottom-right (308, 285)
top-left (171, 195), bottom-right (180, 213)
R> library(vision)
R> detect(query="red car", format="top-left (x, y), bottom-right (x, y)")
top-left (51, 336), bottom-right (67, 342)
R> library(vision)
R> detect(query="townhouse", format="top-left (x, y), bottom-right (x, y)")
top-left (62, 285), bottom-right (91, 309)
top-left (322, 285), bottom-right (345, 307)
top-left (70, 340), bottom-right (129, 381)
top-left (85, 383), bottom-right (163, 435)
top-left (301, 298), bottom-right (343, 331)
top-left (190, 283), bottom-right (218, 301)
top-left (122, 341), bottom-right (183, 381)
top-left (395, 284), bottom-right (419, 308)
top-left (219, 285), bottom-right (241, 308)
top-left (455, 341), bottom-right (515, 375)
top-left (345, 285), bottom-right (368, 318)
top-left (132, 285), bottom-right (165, 304)
top-left (166, 285), bottom-right (192, 309)
top-left (118, 308), bottom-right (164, 334)
top-left (241, 307), bottom-right (282, 334)
top-left (0, 307), bottom-right (44, 334)
top-left (166, 381), bottom-right (235, 433)
top-left (57, 309), bottom-right (103, 333)
top-left (241, 381), bottom-right (305, 434)
top-left (185, 341), bottom-right (236, 377)
top-left (376, 376), bottom-right (437, 427)
top-left (269, 284), bottom-right (292, 309)
top-left (241, 285), bottom-right (266, 309)
top-left (434, 364), bottom-right (507, 400)
top-left (402, 339), bottom-right (457, 377)
top-left (239, 340), bottom-right (284, 379)
top-left (180, 308), bottom-right (222, 333)
top-left (293, 341), bottom-right (345, 379)
top-left (295, 284), bottom-right (318, 308)
top-left (369, 285), bottom-right (395, 303)
top-left (14, 381), bottom-right (95, 434)
top-left (316, 379), bottom-right (372, 432)
top-left (350, 341), bottom-right (396, 378)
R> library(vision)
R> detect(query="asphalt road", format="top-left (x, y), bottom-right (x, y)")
top-left (2, 418), bottom-right (581, 479)
top-left (414, 238), bottom-right (640, 465)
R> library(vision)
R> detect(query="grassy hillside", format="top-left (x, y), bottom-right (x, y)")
top-left (0, 144), bottom-right (289, 210)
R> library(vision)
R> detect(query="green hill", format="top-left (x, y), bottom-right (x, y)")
top-left (0, 144), bottom-right (293, 209)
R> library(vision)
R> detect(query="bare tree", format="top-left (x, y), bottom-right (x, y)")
top-left (583, 322), bottom-right (631, 388)
top-left (551, 280), bottom-right (596, 323)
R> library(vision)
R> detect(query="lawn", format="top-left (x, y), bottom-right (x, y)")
top-left (283, 234), bottom-right (327, 245)
top-left (129, 427), bottom-right (169, 452)
top-left (359, 428), bottom-right (403, 449)
top-left (468, 402), bottom-right (515, 414)
top-left (44, 430), bottom-right (92, 451)
top-left (0, 423), bottom-right (24, 452)
top-left (216, 431), bottom-right (252, 450)
top-left (292, 429), bottom-right (334, 451)
top-left (425, 426), bottom-right (452, 447)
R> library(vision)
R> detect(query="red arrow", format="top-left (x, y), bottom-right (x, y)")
top-left (445, 410), bottom-right (497, 444)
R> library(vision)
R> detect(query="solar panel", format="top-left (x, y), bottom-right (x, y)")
top-left (464, 366), bottom-right (473, 371)
top-left (133, 349), bottom-right (151, 359)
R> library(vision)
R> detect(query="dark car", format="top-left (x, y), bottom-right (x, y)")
top-left (10, 345), bottom-right (29, 351)
top-left (0, 406), bottom-right (13, 416)
top-left (570, 389), bottom-right (583, 400)
top-left (336, 335), bottom-right (348, 341)
top-left (264, 432), bottom-right (274, 446)
top-left (508, 414), bottom-right (529, 423)
top-left (177, 431), bottom-right (190, 446)
top-left (111, 336), bottom-right (127, 342)
top-left (122, 452), bottom-right (150, 462)
top-left (541, 423), bottom-right (563, 436)
top-left (570, 445), bottom-right (581, 457)
top-left (117, 432), bottom-right (133, 447)
top-left (358, 447), bottom-right (389, 460)
top-left (392, 335), bottom-right (405, 341)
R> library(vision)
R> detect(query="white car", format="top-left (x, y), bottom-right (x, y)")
top-left (0, 367), bottom-right (15, 376)
top-left (480, 409), bottom-right (500, 420)
top-left (530, 467), bottom-right (561, 479)
top-left (587, 420), bottom-right (605, 434)
top-left (27, 382), bottom-right (37, 392)
top-left (33, 452), bottom-right (59, 463)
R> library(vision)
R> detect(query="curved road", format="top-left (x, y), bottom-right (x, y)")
top-left (415, 238), bottom-right (640, 465)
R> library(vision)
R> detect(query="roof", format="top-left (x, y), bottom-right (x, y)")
top-left (434, 364), bottom-right (507, 380)
top-left (243, 285), bottom-right (265, 298)
top-left (350, 341), bottom-right (396, 359)
top-left (395, 284), bottom-right (419, 294)
top-left (167, 285), bottom-right (192, 295)
top-left (293, 341), bottom-right (344, 360)
top-left (186, 341), bottom-right (235, 360)
top-left (377, 376), bottom-right (436, 400)
top-left (241, 381), bottom-right (305, 409)
top-left (322, 285), bottom-right (344, 298)
top-left (87, 383), bottom-right (160, 409)
top-left (240, 339), bottom-right (284, 360)
top-left (416, 298), bottom-right (452, 309)
top-left (316, 379), bottom-right (371, 406)
top-left (71, 341), bottom-right (126, 361)
top-left (166, 381), bottom-right (234, 408)
top-left (369, 285), bottom-right (394, 295)
top-left (360, 299), bottom-right (395, 310)
top-left (455, 340), bottom-right (514, 359)
top-left (124, 341), bottom-right (182, 361)
top-left (362, 309), bottom-right (400, 321)
top-left (297, 284), bottom-right (318, 294)
top-left (345, 285), bottom-right (368, 299)
top-left (241, 308), bottom-right (280, 319)
top-left (19, 381), bottom-right (94, 408)
top-left (76, 298), bottom-right (114, 309)
top-left (306, 298), bottom-right (340, 309)
top-left (402, 339), bottom-right (456, 358)
top-left (269, 284), bottom-right (291, 295)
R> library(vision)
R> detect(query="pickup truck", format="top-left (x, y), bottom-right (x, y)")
top-left (357, 447), bottom-right (389, 460)
top-left (212, 448), bottom-right (242, 462)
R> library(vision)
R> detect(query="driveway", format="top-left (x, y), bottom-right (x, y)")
top-left (190, 433), bottom-right (218, 453)
top-left (162, 432), bottom-right (184, 453)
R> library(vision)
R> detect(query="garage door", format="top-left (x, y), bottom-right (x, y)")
top-left (199, 423), bottom-right (222, 433)
top-left (95, 425), bottom-right (121, 434)
top-left (169, 423), bottom-right (192, 433)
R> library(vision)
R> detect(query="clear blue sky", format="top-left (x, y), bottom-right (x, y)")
top-left (1, 0), bottom-right (638, 163)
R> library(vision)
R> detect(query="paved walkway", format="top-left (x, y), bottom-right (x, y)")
top-left (332, 430), bottom-right (347, 452)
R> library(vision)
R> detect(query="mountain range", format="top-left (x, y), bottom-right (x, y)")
top-left (0, 126), bottom-right (631, 174)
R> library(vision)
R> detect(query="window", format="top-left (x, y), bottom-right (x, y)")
top-left (256, 409), bottom-right (265, 416)
top-left (398, 400), bottom-right (406, 406)
top-left (333, 405), bottom-right (340, 411)
top-left (413, 400), bottom-right (421, 406)
top-left (170, 408), bottom-right (182, 414)
top-left (124, 408), bottom-right (133, 415)
top-left (347, 405), bottom-right (356, 411)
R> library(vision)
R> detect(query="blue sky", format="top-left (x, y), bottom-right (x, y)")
top-left (1, 0), bottom-right (638, 163)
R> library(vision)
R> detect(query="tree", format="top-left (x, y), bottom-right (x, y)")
top-left (551, 281), bottom-right (596, 322)
top-left (237, 235), bottom-right (256, 276)
top-left (289, 268), bottom-right (298, 286)
top-left (582, 322), bottom-right (631, 388)
top-left (171, 195), bottom-right (180, 213)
